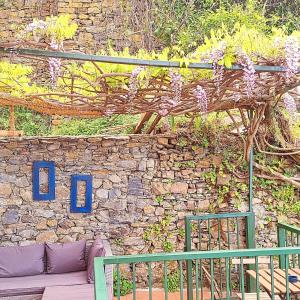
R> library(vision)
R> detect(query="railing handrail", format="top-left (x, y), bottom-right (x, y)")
top-left (278, 223), bottom-right (300, 235)
top-left (96, 247), bottom-right (300, 265)
top-left (185, 212), bottom-right (254, 221)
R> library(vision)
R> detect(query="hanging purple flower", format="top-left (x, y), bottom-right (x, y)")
top-left (25, 20), bottom-right (47, 32)
top-left (285, 36), bottom-right (300, 82)
top-left (48, 40), bottom-right (61, 86)
top-left (283, 94), bottom-right (298, 122)
top-left (158, 96), bottom-right (178, 116)
top-left (210, 41), bottom-right (226, 95)
top-left (193, 85), bottom-right (208, 113)
top-left (238, 51), bottom-right (256, 98)
top-left (169, 70), bottom-right (183, 104)
top-left (104, 108), bottom-right (116, 116)
top-left (25, 20), bottom-right (47, 42)
top-left (128, 66), bottom-right (145, 100)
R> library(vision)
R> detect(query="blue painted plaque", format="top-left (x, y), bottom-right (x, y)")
top-left (32, 161), bottom-right (55, 201)
top-left (70, 175), bottom-right (92, 213)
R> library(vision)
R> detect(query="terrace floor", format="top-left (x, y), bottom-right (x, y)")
top-left (113, 288), bottom-right (211, 300)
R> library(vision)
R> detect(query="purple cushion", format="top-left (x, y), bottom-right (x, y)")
top-left (46, 240), bottom-right (86, 274)
top-left (0, 244), bottom-right (45, 278)
top-left (87, 238), bottom-right (106, 283)
top-left (0, 271), bottom-right (88, 297)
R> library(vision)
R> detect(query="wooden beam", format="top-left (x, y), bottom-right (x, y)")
top-left (9, 106), bottom-right (16, 131)
top-left (134, 112), bottom-right (153, 134)
top-left (146, 115), bottom-right (162, 134)
top-left (0, 130), bottom-right (23, 137)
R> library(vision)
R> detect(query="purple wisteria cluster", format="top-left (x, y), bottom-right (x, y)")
top-left (283, 93), bottom-right (298, 122)
top-left (193, 85), bottom-right (208, 113)
top-left (285, 36), bottom-right (300, 82)
top-left (25, 20), bottom-right (47, 32)
top-left (128, 66), bottom-right (145, 101)
top-left (238, 51), bottom-right (256, 98)
top-left (169, 70), bottom-right (183, 104)
top-left (158, 96), bottom-right (179, 116)
top-left (48, 40), bottom-right (61, 86)
top-left (211, 41), bottom-right (226, 95)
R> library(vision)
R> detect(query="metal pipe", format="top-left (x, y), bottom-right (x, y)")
top-left (1, 47), bottom-right (299, 73)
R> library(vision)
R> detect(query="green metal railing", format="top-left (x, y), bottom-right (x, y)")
top-left (185, 212), bottom-right (256, 252)
top-left (278, 223), bottom-right (300, 268)
top-left (94, 247), bottom-right (300, 300)
top-left (185, 212), bottom-right (256, 299)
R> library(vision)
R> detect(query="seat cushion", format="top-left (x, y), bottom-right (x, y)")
top-left (42, 284), bottom-right (94, 300)
top-left (0, 244), bottom-right (45, 278)
top-left (0, 271), bottom-right (88, 297)
top-left (46, 240), bottom-right (86, 274)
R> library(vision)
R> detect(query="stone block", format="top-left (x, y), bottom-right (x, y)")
top-left (170, 182), bottom-right (188, 194)
top-left (2, 210), bottom-right (19, 224)
top-left (109, 174), bottom-right (121, 183)
top-left (36, 231), bottom-right (58, 243)
top-left (96, 188), bottom-right (109, 199)
top-left (0, 183), bottom-right (12, 197)
top-left (143, 205), bottom-right (155, 215)
top-left (151, 182), bottom-right (171, 195)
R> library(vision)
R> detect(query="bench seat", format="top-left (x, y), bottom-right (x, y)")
top-left (236, 292), bottom-right (281, 300)
top-left (0, 271), bottom-right (88, 297)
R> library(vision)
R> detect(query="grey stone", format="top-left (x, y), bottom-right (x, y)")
top-left (34, 209), bottom-right (55, 218)
top-left (128, 177), bottom-right (144, 196)
top-left (2, 210), bottom-right (19, 224)
top-left (117, 160), bottom-right (136, 169)
top-left (108, 188), bottom-right (121, 200)
top-left (96, 189), bottom-right (109, 199)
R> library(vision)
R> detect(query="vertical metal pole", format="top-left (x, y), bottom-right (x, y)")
top-left (247, 110), bottom-right (255, 292)
top-left (278, 226), bottom-right (286, 268)
top-left (248, 110), bottom-right (254, 213)
top-left (185, 216), bottom-right (193, 300)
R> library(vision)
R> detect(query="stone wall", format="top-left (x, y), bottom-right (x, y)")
top-left (0, 0), bottom-right (144, 51)
top-left (0, 134), bottom-right (219, 255)
top-left (0, 0), bottom-right (57, 43)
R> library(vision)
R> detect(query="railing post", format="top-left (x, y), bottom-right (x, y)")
top-left (277, 225), bottom-right (286, 268)
top-left (94, 257), bottom-right (109, 300)
top-left (246, 213), bottom-right (256, 292)
top-left (246, 213), bottom-right (256, 249)
top-left (185, 216), bottom-right (193, 300)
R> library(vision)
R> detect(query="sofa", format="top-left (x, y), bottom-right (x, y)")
top-left (0, 239), bottom-right (113, 299)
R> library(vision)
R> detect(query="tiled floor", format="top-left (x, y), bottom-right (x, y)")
top-left (114, 289), bottom-right (211, 300)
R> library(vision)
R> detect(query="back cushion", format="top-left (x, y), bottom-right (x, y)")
top-left (0, 244), bottom-right (45, 278)
top-left (87, 238), bottom-right (106, 283)
top-left (46, 240), bottom-right (86, 274)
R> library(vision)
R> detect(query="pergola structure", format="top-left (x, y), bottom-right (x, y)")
top-left (1, 45), bottom-right (300, 209)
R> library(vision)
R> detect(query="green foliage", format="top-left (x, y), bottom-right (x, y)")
top-left (152, 0), bottom-right (300, 52)
top-left (52, 115), bottom-right (139, 136)
top-left (178, 227), bottom-right (185, 239)
top-left (193, 113), bottom-right (228, 149)
top-left (154, 195), bottom-right (164, 205)
top-left (143, 216), bottom-right (175, 253)
top-left (115, 238), bottom-right (124, 247)
top-left (0, 107), bottom-right (51, 136)
top-left (113, 272), bottom-right (133, 296)
top-left (18, 14), bottom-right (77, 43)
top-left (0, 108), bottom-right (139, 136)
top-left (164, 270), bottom-right (180, 292)
top-left (162, 240), bottom-right (174, 252)
top-left (272, 184), bottom-right (299, 213)
top-left (203, 169), bottom-right (217, 186)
